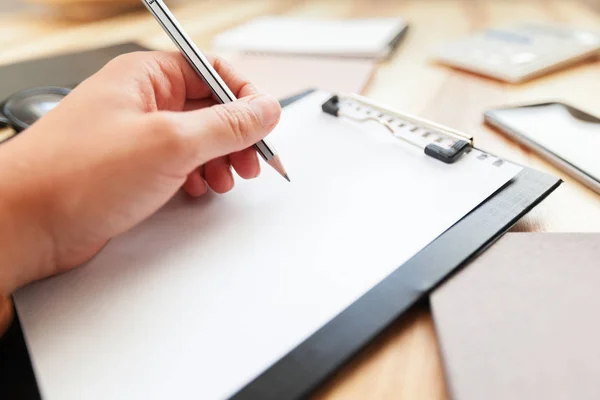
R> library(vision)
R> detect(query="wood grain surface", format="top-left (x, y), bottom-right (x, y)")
top-left (0, 0), bottom-right (29, 12)
top-left (0, 1), bottom-right (598, 399)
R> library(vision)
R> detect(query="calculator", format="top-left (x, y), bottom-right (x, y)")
top-left (433, 23), bottom-right (600, 83)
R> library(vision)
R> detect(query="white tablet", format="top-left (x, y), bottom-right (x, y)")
top-left (485, 102), bottom-right (600, 193)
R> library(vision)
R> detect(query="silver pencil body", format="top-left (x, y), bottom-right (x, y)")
top-left (142, 0), bottom-right (277, 163)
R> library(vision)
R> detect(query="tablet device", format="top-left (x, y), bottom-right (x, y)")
top-left (485, 102), bottom-right (600, 193)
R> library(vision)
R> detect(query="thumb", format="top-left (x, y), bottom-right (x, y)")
top-left (178, 94), bottom-right (281, 164)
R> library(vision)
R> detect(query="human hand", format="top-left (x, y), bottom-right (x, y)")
top-left (0, 296), bottom-right (11, 336)
top-left (0, 51), bottom-right (281, 297)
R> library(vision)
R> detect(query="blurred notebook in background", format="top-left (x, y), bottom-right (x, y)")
top-left (225, 53), bottom-right (376, 99)
top-left (213, 16), bottom-right (408, 59)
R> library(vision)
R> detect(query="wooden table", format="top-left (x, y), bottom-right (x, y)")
top-left (1, 1), bottom-right (599, 399)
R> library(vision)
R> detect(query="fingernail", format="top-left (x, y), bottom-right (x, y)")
top-left (249, 94), bottom-right (281, 127)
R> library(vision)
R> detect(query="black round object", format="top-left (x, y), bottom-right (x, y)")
top-left (0, 86), bottom-right (71, 133)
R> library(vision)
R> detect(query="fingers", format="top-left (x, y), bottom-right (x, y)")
top-left (229, 147), bottom-right (260, 179)
top-left (182, 168), bottom-right (208, 197)
top-left (183, 151), bottom-right (260, 197)
top-left (204, 156), bottom-right (234, 194)
top-left (172, 53), bottom-right (258, 100)
top-left (183, 98), bottom-right (217, 112)
top-left (100, 52), bottom-right (260, 112)
top-left (203, 152), bottom-right (261, 194)
top-left (163, 93), bottom-right (281, 167)
top-left (210, 56), bottom-right (259, 98)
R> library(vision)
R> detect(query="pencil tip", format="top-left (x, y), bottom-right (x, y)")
top-left (266, 155), bottom-right (290, 182)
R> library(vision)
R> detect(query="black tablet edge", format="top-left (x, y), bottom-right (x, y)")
top-left (279, 88), bottom-right (317, 108)
top-left (230, 91), bottom-right (562, 400)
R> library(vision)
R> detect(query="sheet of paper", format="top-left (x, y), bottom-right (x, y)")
top-left (212, 17), bottom-right (407, 59)
top-left (224, 53), bottom-right (375, 99)
top-left (15, 91), bottom-right (521, 400)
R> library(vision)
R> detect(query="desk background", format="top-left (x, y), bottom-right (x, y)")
top-left (0, 1), bottom-right (598, 399)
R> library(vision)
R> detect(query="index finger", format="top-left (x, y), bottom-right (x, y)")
top-left (98, 51), bottom-right (259, 112)
top-left (157, 52), bottom-right (259, 100)
top-left (209, 55), bottom-right (259, 99)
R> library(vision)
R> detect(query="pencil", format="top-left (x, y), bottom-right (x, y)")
top-left (142, 0), bottom-right (290, 181)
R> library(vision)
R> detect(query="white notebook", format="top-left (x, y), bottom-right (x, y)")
top-left (14, 91), bottom-right (521, 400)
top-left (212, 16), bottom-right (408, 59)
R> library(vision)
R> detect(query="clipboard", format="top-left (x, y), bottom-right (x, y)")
top-left (231, 89), bottom-right (561, 399)
top-left (2, 88), bottom-right (561, 400)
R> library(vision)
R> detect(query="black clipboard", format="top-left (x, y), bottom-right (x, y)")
top-left (1, 87), bottom-right (560, 400)
top-left (231, 89), bottom-right (561, 399)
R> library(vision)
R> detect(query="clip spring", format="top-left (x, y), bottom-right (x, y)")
top-left (322, 95), bottom-right (473, 164)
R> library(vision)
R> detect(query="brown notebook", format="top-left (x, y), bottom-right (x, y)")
top-left (431, 233), bottom-right (600, 400)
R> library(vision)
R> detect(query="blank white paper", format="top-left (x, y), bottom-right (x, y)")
top-left (15, 91), bottom-right (521, 400)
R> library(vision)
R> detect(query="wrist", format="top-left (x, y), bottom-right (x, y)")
top-left (0, 147), bottom-right (55, 296)
top-left (0, 296), bottom-right (13, 336)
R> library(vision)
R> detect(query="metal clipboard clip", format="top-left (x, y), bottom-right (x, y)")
top-left (321, 93), bottom-right (474, 164)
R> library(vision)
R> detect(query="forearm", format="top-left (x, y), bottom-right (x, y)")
top-left (0, 184), bottom-right (46, 337)
top-left (0, 147), bottom-right (55, 297)
top-left (0, 200), bottom-right (43, 295)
